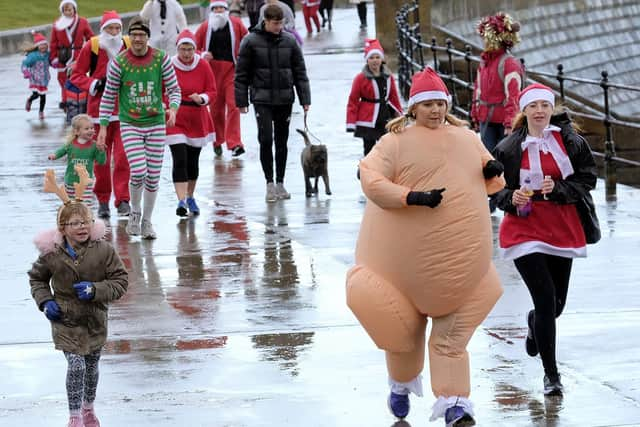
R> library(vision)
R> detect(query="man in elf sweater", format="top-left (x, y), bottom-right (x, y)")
top-left (71, 10), bottom-right (131, 220)
top-left (97, 16), bottom-right (181, 239)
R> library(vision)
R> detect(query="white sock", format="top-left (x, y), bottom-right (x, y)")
top-left (130, 183), bottom-right (143, 213)
top-left (142, 189), bottom-right (158, 222)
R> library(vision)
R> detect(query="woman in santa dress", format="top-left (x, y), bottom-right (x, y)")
top-left (492, 83), bottom-right (598, 396)
top-left (49, 0), bottom-right (93, 111)
top-left (166, 29), bottom-right (217, 217)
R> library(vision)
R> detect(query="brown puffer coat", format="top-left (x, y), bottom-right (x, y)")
top-left (28, 225), bottom-right (128, 355)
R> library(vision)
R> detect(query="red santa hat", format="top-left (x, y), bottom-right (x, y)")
top-left (364, 38), bottom-right (384, 60)
top-left (518, 83), bottom-right (555, 111)
top-left (32, 31), bottom-right (47, 47)
top-left (59, 0), bottom-right (77, 13)
top-left (407, 67), bottom-right (451, 108)
top-left (210, 0), bottom-right (229, 8)
top-left (100, 10), bottom-right (122, 31)
top-left (176, 29), bottom-right (197, 48)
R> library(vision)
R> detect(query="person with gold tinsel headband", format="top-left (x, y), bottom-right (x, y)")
top-left (28, 165), bottom-right (128, 427)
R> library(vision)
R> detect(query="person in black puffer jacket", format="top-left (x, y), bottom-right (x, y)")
top-left (235, 4), bottom-right (311, 202)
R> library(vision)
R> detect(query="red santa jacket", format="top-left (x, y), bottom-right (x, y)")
top-left (346, 66), bottom-right (402, 130)
top-left (194, 16), bottom-right (248, 65)
top-left (471, 49), bottom-right (523, 129)
top-left (70, 36), bottom-right (128, 121)
top-left (49, 16), bottom-right (93, 69)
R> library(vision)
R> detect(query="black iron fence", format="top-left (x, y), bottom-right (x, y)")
top-left (396, 1), bottom-right (640, 198)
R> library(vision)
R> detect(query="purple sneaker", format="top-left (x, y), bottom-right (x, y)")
top-left (445, 405), bottom-right (475, 427)
top-left (387, 391), bottom-right (410, 419)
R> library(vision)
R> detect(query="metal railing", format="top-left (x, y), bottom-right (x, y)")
top-left (396, 1), bottom-right (640, 198)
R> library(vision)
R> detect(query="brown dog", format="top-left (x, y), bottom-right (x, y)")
top-left (297, 128), bottom-right (331, 197)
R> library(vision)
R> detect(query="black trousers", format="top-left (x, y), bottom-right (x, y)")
top-left (254, 104), bottom-right (293, 183)
top-left (169, 143), bottom-right (202, 183)
top-left (363, 138), bottom-right (376, 156)
top-left (356, 2), bottom-right (367, 26)
top-left (514, 253), bottom-right (572, 378)
top-left (28, 91), bottom-right (46, 112)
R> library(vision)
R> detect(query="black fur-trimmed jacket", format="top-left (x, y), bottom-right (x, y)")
top-left (492, 112), bottom-right (598, 215)
top-left (234, 26), bottom-right (311, 107)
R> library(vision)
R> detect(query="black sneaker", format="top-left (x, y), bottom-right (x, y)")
top-left (526, 310), bottom-right (538, 357)
top-left (543, 374), bottom-right (563, 396)
top-left (232, 146), bottom-right (245, 157)
top-left (97, 202), bottom-right (110, 219)
top-left (214, 145), bottom-right (223, 156)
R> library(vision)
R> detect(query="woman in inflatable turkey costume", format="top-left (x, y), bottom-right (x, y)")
top-left (346, 68), bottom-right (505, 426)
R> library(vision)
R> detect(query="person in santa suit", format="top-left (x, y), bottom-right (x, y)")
top-left (140, 0), bottom-right (188, 57)
top-left (49, 0), bottom-right (93, 111)
top-left (195, 1), bottom-right (248, 158)
top-left (346, 38), bottom-right (402, 156)
top-left (346, 68), bottom-right (504, 426)
top-left (166, 29), bottom-right (218, 217)
top-left (71, 11), bottom-right (131, 220)
top-left (492, 84), bottom-right (598, 397)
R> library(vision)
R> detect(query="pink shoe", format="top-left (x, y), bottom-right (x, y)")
top-left (82, 407), bottom-right (100, 427)
top-left (67, 415), bottom-right (83, 427)
top-left (38, 111), bottom-right (45, 120)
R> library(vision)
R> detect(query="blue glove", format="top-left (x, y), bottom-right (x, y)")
top-left (73, 281), bottom-right (95, 301)
top-left (43, 300), bottom-right (61, 321)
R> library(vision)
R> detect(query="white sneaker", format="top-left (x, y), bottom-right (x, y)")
top-left (141, 219), bottom-right (157, 240)
top-left (265, 183), bottom-right (278, 203)
top-left (275, 183), bottom-right (291, 200)
top-left (126, 212), bottom-right (141, 236)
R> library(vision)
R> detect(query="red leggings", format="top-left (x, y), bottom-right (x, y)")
top-left (303, 5), bottom-right (321, 33)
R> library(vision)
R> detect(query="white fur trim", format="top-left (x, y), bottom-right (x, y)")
top-left (34, 39), bottom-right (48, 47)
top-left (388, 375), bottom-right (423, 397)
top-left (89, 79), bottom-right (99, 96)
top-left (100, 18), bottom-right (122, 31)
top-left (171, 53), bottom-right (201, 71)
top-left (165, 132), bottom-right (215, 148)
top-left (501, 240), bottom-right (586, 261)
top-left (200, 93), bottom-right (209, 105)
top-left (519, 88), bottom-right (555, 111)
top-left (176, 37), bottom-right (197, 48)
top-left (59, 0), bottom-right (77, 13)
top-left (408, 91), bottom-right (450, 107)
top-left (210, 1), bottom-right (228, 8)
top-left (430, 396), bottom-right (474, 422)
top-left (365, 48), bottom-right (384, 60)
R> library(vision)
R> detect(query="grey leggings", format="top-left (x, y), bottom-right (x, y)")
top-left (64, 349), bottom-right (101, 411)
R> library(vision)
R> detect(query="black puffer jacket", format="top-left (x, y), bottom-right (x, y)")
top-left (234, 27), bottom-right (311, 107)
top-left (492, 112), bottom-right (597, 215)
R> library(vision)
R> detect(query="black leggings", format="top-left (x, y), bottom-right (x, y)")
top-left (320, 0), bottom-right (334, 16)
top-left (28, 91), bottom-right (46, 112)
top-left (169, 144), bottom-right (202, 183)
top-left (254, 104), bottom-right (292, 183)
top-left (356, 2), bottom-right (367, 26)
top-left (514, 253), bottom-right (572, 378)
top-left (363, 138), bottom-right (376, 156)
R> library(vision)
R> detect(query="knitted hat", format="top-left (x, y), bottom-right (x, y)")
top-left (128, 16), bottom-right (151, 37)
top-left (100, 10), bottom-right (122, 31)
top-left (176, 29), bottom-right (197, 48)
top-left (477, 12), bottom-right (520, 51)
top-left (32, 32), bottom-right (47, 47)
top-left (364, 38), bottom-right (384, 60)
top-left (407, 67), bottom-right (451, 108)
top-left (59, 0), bottom-right (77, 13)
top-left (518, 83), bottom-right (555, 111)
top-left (210, 0), bottom-right (229, 8)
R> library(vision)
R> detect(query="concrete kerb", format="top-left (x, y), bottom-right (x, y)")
top-left (0, 4), bottom-right (201, 57)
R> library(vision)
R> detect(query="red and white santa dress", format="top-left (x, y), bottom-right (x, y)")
top-left (166, 30), bottom-right (217, 148)
top-left (49, 0), bottom-right (93, 108)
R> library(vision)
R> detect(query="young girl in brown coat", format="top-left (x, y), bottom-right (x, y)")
top-left (28, 167), bottom-right (128, 427)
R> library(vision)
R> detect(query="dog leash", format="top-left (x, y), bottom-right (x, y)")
top-left (303, 111), bottom-right (323, 144)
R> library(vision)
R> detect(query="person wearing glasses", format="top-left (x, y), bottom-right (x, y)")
top-left (166, 29), bottom-right (217, 217)
top-left (98, 16), bottom-right (181, 239)
top-left (29, 200), bottom-right (128, 427)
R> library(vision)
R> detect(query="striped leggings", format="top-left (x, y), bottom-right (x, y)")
top-left (64, 350), bottom-right (101, 411)
top-left (121, 122), bottom-right (166, 192)
top-left (65, 183), bottom-right (95, 207)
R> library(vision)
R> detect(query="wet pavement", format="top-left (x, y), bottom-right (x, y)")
top-left (2, 7), bottom-right (640, 427)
